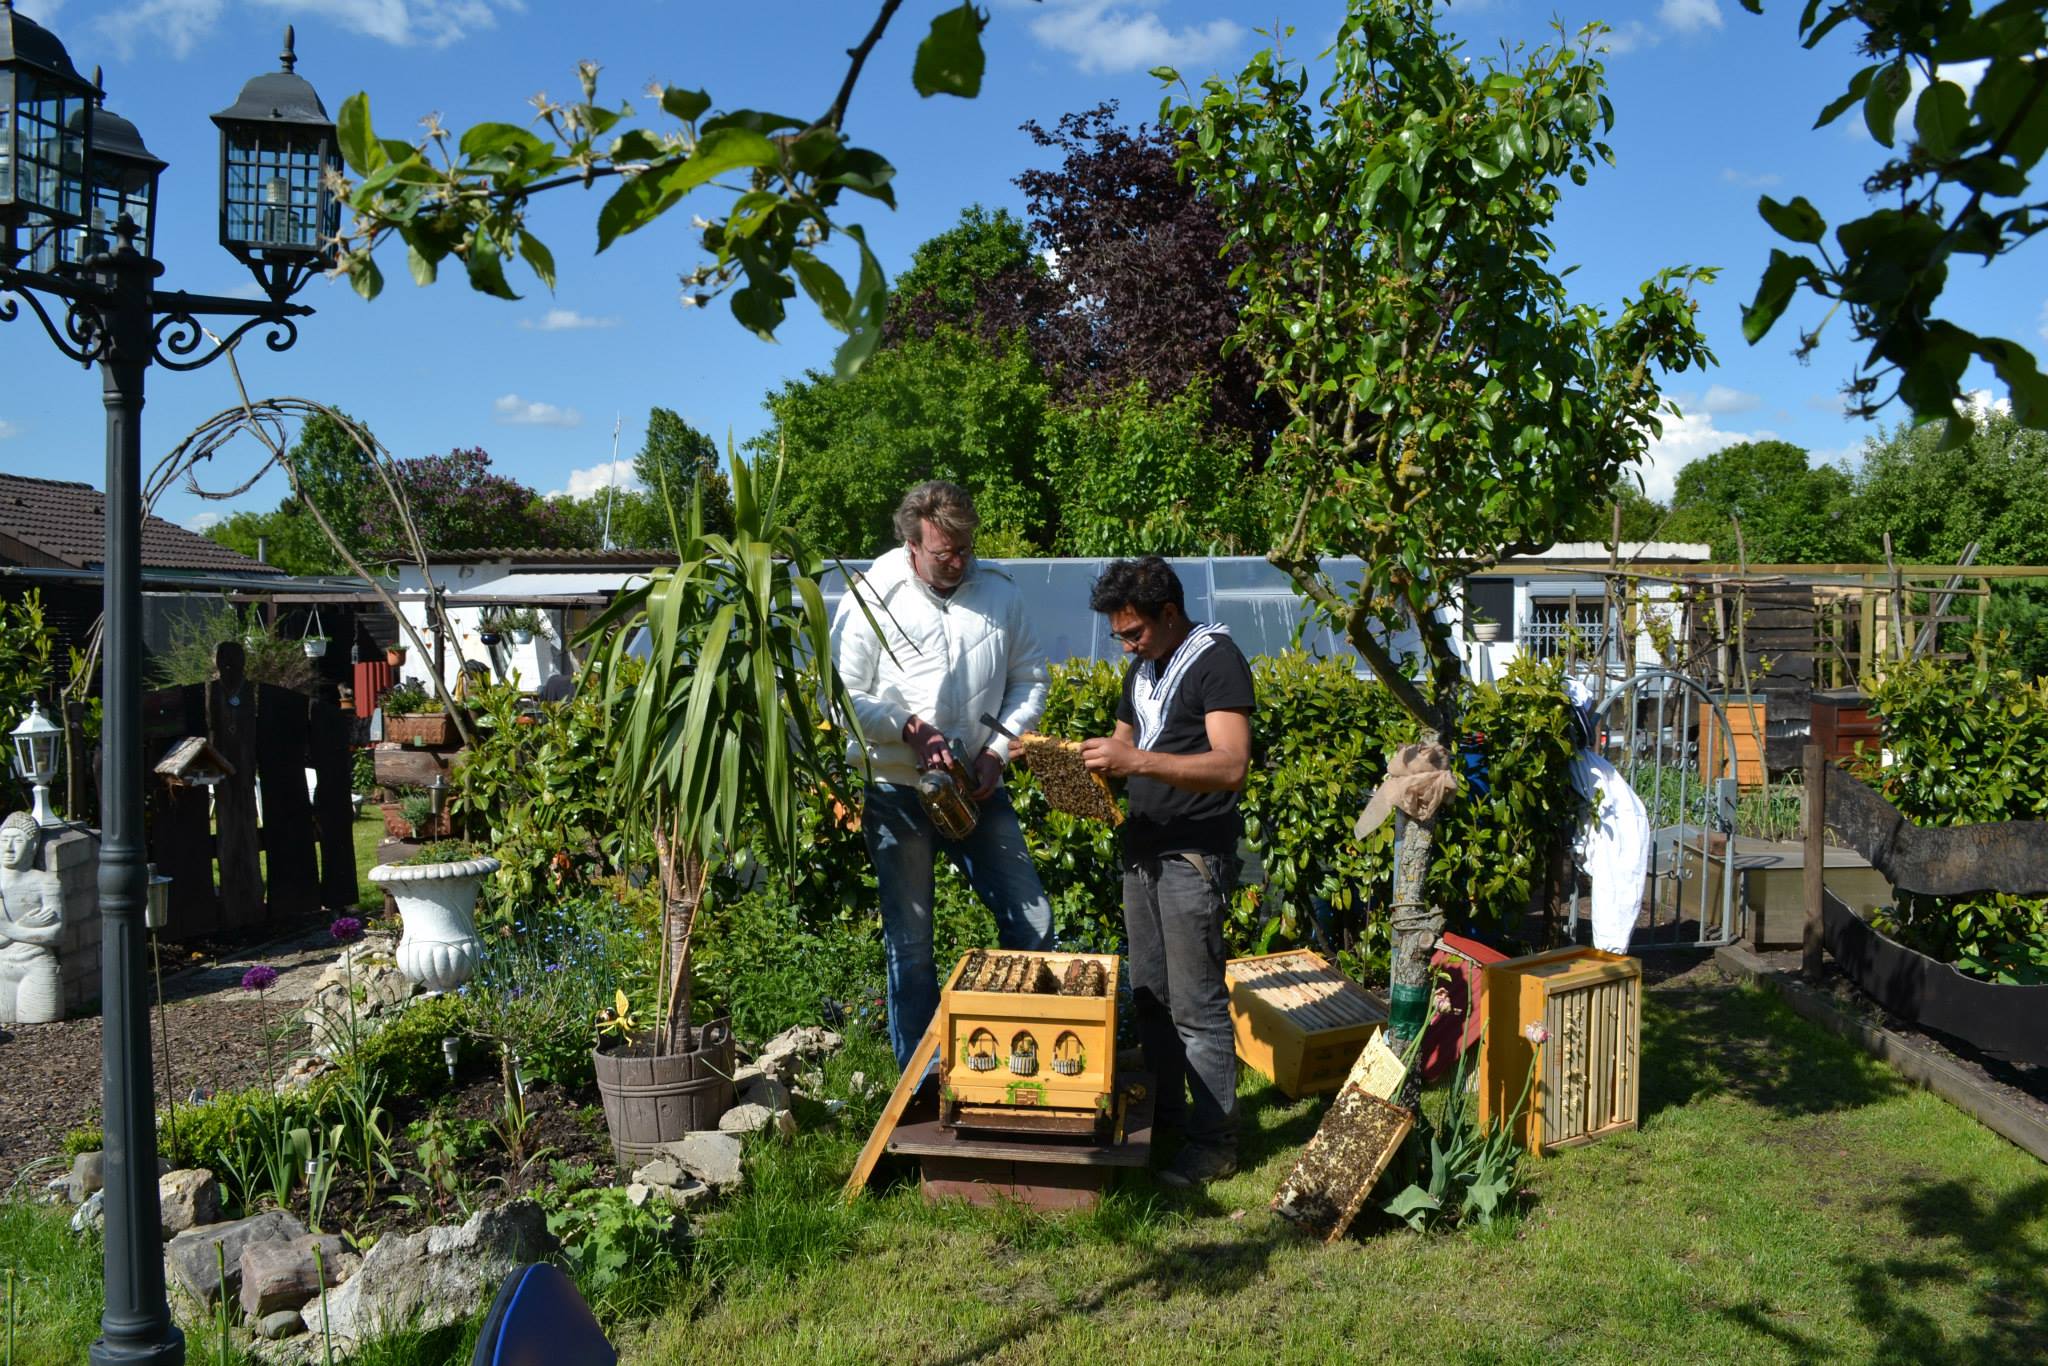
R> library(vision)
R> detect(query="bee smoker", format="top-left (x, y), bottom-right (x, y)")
top-left (917, 737), bottom-right (979, 840)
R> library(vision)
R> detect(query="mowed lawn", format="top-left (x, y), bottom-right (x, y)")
top-left (625, 961), bottom-right (2048, 1365)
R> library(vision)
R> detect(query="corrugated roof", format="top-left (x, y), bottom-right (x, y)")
top-left (419, 547), bottom-right (680, 567)
top-left (0, 473), bottom-right (284, 575)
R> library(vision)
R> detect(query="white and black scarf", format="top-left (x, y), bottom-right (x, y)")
top-left (1131, 623), bottom-right (1231, 751)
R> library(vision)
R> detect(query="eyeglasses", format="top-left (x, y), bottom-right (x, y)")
top-left (916, 540), bottom-right (972, 565)
top-left (1109, 623), bottom-right (1148, 646)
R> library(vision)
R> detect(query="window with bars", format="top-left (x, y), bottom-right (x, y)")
top-left (1522, 598), bottom-right (1608, 660)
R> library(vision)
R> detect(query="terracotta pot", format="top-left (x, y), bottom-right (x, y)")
top-left (367, 854), bottom-right (499, 992)
top-left (385, 647), bottom-right (407, 667)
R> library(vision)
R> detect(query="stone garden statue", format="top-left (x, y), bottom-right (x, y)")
top-left (0, 810), bottom-right (65, 1024)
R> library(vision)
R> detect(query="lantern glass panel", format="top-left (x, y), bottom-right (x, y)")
top-left (222, 127), bottom-right (332, 255)
top-left (0, 71), bottom-right (85, 221)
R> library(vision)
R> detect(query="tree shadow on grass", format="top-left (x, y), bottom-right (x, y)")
top-left (1640, 971), bottom-right (1904, 1123)
top-left (920, 1227), bottom-right (1297, 1366)
top-left (1713, 1174), bottom-right (2048, 1365)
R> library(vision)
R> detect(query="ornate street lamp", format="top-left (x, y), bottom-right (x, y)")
top-left (0, 8), bottom-right (343, 1362)
top-left (212, 25), bottom-right (340, 302)
top-left (8, 697), bottom-right (61, 827)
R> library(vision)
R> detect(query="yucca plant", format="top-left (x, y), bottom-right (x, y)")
top-left (580, 449), bottom-right (861, 1054)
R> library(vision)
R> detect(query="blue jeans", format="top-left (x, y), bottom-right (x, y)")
top-left (865, 783), bottom-right (1054, 1068)
top-left (1124, 851), bottom-right (1240, 1150)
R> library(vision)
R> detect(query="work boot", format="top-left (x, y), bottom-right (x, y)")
top-left (1157, 1142), bottom-right (1238, 1189)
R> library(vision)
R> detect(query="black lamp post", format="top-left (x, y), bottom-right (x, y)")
top-left (0, 8), bottom-right (340, 1363)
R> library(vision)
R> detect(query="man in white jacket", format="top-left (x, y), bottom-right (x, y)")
top-left (831, 481), bottom-right (1055, 1068)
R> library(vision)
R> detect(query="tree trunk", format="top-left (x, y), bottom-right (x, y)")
top-left (1388, 807), bottom-right (1441, 1091)
top-left (655, 828), bottom-right (705, 1057)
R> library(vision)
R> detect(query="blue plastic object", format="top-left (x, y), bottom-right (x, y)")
top-left (470, 1262), bottom-right (615, 1366)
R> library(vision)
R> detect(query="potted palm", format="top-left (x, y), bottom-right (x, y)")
top-left (580, 452), bottom-right (862, 1169)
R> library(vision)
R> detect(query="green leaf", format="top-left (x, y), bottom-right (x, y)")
top-left (1757, 194), bottom-right (1827, 245)
top-left (818, 147), bottom-right (897, 207)
top-left (661, 87), bottom-right (711, 122)
top-left (1864, 60), bottom-right (1912, 148)
top-left (337, 92), bottom-right (382, 176)
top-left (913, 3), bottom-right (989, 99)
top-left (459, 122), bottom-right (552, 169)
top-left (464, 230), bottom-right (520, 300)
top-left (790, 249), bottom-right (853, 331)
top-left (347, 251), bottom-right (384, 301)
top-left (516, 231), bottom-right (557, 290)
top-left (595, 128), bottom-right (780, 251)
top-left (833, 226), bottom-right (888, 378)
top-left (1815, 65), bottom-right (1876, 129)
top-left (406, 241), bottom-right (436, 287)
top-left (1740, 248), bottom-right (1819, 344)
top-left (1914, 79), bottom-right (1969, 160)
top-left (1150, 65), bottom-right (1180, 83)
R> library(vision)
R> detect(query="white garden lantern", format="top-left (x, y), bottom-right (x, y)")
top-left (9, 698), bottom-right (61, 827)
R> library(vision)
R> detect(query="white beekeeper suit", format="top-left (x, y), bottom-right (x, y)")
top-left (1565, 680), bottom-right (1651, 954)
top-left (831, 547), bottom-right (1048, 785)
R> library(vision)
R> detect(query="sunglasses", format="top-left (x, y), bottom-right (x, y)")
top-left (1109, 623), bottom-right (1148, 646)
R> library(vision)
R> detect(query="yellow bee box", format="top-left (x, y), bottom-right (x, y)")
top-left (937, 949), bottom-right (1119, 1132)
top-left (1226, 949), bottom-right (1389, 1099)
top-left (1479, 946), bottom-right (1641, 1155)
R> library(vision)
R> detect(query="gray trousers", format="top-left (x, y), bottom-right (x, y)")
top-left (1123, 851), bottom-right (1239, 1149)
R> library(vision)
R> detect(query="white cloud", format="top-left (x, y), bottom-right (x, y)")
top-left (1658, 0), bottom-right (1723, 34)
top-left (14, 1), bottom-right (66, 23)
top-left (184, 512), bottom-right (224, 534)
top-left (1720, 168), bottom-right (1782, 190)
top-left (1026, 0), bottom-right (1246, 77)
top-left (252, 0), bottom-right (514, 49)
top-left (1601, 20), bottom-right (1656, 54)
top-left (520, 308), bottom-right (620, 332)
top-left (1636, 409), bottom-right (1778, 504)
top-left (492, 393), bottom-right (583, 428)
top-left (0, 420), bottom-right (18, 440)
top-left (93, 0), bottom-right (225, 60)
top-left (1699, 384), bottom-right (1762, 415)
top-left (547, 461), bottom-right (644, 501)
top-left (1957, 388), bottom-right (2012, 421)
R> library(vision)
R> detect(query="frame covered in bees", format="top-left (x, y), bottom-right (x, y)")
top-left (937, 949), bottom-right (1120, 1136)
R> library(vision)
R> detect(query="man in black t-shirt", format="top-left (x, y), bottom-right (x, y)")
top-left (1081, 557), bottom-right (1254, 1188)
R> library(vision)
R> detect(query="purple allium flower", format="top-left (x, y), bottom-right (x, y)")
top-left (330, 916), bottom-right (364, 944)
top-left (241, 965), bottom-right (279, 992)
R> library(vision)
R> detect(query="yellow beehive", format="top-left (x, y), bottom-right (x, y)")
top-left (937, 950), bottom-right (1119, 1129)
top-left (1226, 950), bottom-right (1389, 1099)
top-left (1478, 946), bottom-right (1641, 1154)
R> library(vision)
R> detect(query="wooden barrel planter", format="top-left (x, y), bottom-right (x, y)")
top-left (593, 1021), bottom-right (737, 1169)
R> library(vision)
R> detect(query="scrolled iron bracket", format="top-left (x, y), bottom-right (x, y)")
top-left (0, 284), bottom-right (107, 366)
top-left (151, 309), bottom-right (301, 373)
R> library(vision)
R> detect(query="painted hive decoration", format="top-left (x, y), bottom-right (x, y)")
top-left (938, 949), bottom-right (1120, 1136)
top-left (1015, 733), bottom-right (1123, 825)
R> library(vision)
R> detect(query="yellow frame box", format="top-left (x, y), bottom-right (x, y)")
top-left (1479, 946), bottom-right (1641, 1155)
top-left (937, 950), bottom-right (1120, 1127)
top-left (1226, 949), bottom-right (1389, 1099)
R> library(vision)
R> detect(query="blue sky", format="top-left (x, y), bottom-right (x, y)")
top-left (1, 0), bottom-right (2039, 539)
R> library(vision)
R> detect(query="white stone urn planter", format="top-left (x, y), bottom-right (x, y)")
top-left (366, 854), bottom-right (499, 992)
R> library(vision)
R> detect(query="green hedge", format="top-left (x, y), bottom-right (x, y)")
top-left (1860, 659), bottom-right (2048, 982)
top-left (707, 650), bottom-right (1580, 1011)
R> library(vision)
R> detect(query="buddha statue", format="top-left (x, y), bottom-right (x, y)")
top-left (0, 811), bottom-right (65, 1024)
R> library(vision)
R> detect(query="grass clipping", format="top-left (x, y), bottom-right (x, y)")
top-left (1015, 734), bottom-right (1123, 826)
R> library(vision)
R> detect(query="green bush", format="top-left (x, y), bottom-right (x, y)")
top-left (0, 590), bottom-right (55, 813)
top-left (60, 1122), bottom-right (102, 1158)
top-left (161, 1084), bottom-right (312, 1173)
top-left (451, 682), bottom-right (641, 924)
top-left (717, 649), bottom-right (1579, 996)
top-left (337, 994), bottom-right (475, 1101)
top-left (149, 599), bottom-right (313, 692)
top-left (1860, 658), bottom-right (2048, 981)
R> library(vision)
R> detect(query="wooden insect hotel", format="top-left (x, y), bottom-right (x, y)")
top-left (937, 949), bottom-right (1120, 1137)
top-left (1225, 949), bottom-right (1390, 1099)
top-left (1478, 946), bottom-right (1641, 1154)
